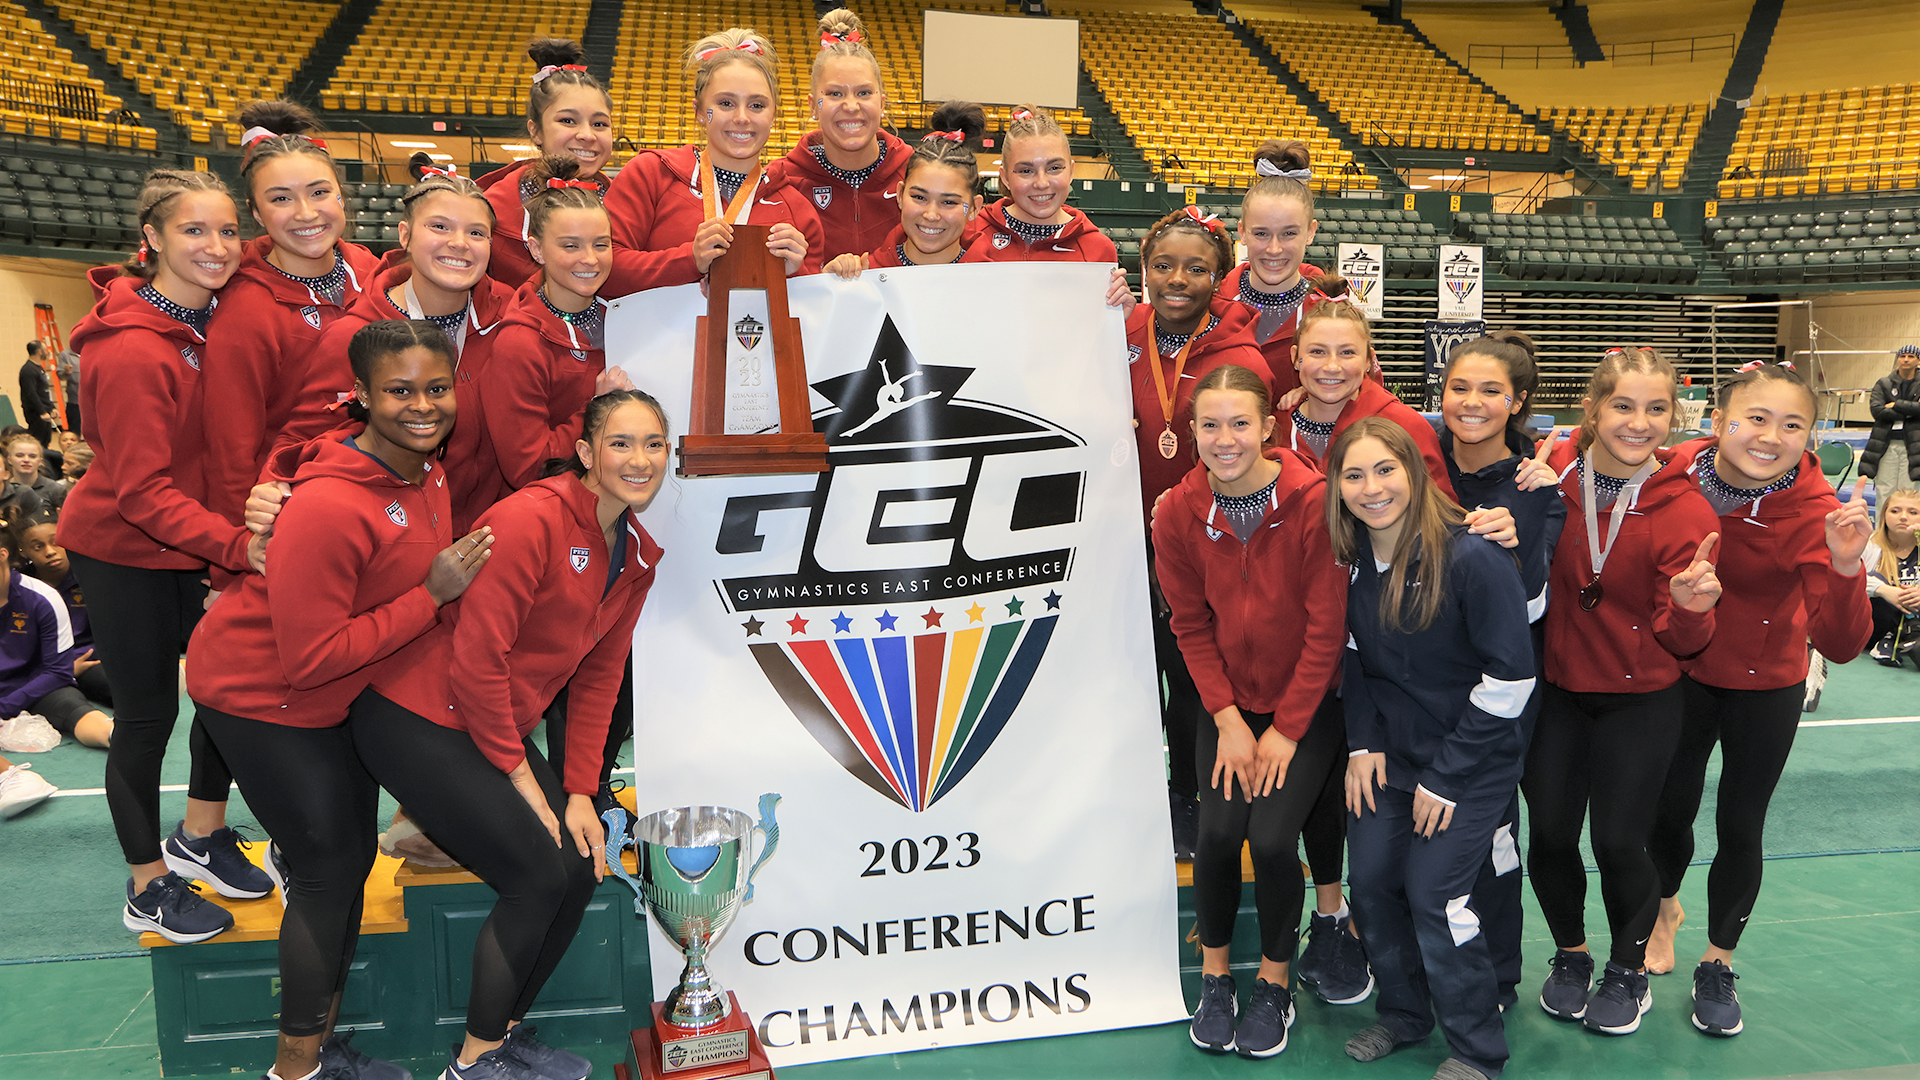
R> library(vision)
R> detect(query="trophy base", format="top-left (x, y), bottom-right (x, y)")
top-left (677, 433), bottom-right (828, 477)
top-left (630, 994), bottom-right (773, 1078)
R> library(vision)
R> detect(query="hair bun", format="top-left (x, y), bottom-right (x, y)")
top-left (1253, 138), bottom-right (1311, 174)
top-left (237, 99), bottom-right (318, 137)
top-left (406, 151), bottom-right (437, 182)
top-left (1306, 269), bottom-right (1349, 299)
top-left (818, 8), bottom-right (865, 38)
top-left (928, 100), bottom-right (986, 141)
top-left (1490, 328), bottom-right (1537, 358)
top-left (526, 37), bottom-right (587, 69)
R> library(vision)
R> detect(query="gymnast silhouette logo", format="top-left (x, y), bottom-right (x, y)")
top-left (839, 359), bottom-right (941, 438)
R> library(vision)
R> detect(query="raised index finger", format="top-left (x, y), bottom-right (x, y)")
top-left (1535, 426), bottom-right (1566, 463)
top-left (1694, 532), bottom-right (1720, 565)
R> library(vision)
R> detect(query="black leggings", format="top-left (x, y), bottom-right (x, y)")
top-left (543, 660), bottom-right (634, 794)
top-left (34, 684), bottom-right (100, 737)
top-left (1152, 604), bottom-right (1201, 800)
top-left (353, 691), bottom-right (599, 1042)
top-left (1192, 692), bottom-right (1345, 962)
top-left (196, 706), bottom-right (378, 1038)
top-left (78, 662), bottom-right (113, 706)
top-left (1523, 681), bottom-right (1683, 970)
top-left (1649, 677), bottom-right (1803, 951)
top-left (71, 553), bottom-right (232, 866)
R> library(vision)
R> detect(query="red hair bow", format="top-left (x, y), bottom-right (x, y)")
top-left (696, 41), bottom-right (765, 61)
top-left (1011, 108), bottom-right (1034, 122)
top-left (923, 129), bottom-right (965, 142)
top-left (1735, 360), bottom-right (1765, 372)
top-left (418, 163), bottom-right (459, 179)
top-left (532, 64), bottom-right (589, 84)
top-left (820, 30), bottom-right (863, 48)
top-left (546, 177), bottom-right (598, 190)
top-left (1182, 205), bottom-right (1221, 229)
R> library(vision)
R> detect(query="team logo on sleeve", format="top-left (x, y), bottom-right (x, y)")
top-left (179, 346), bottom-right (200, 370)
top-left (1126, 344), bottom-right (1142, 365)
top-left (570, 349), bottom-right (588, 361)
top-left (570, 546), bottom-right (591, 573)
top-left (734, 314), bottom-right (764, 351)
top-left (300, 305), bottom-right (322, 330)
top-left (991, 234), bottom-right (1011, 250)
top-left (812, 186), bottom-right (833, 210)
top-left (718, 316), bottom-right (1080, 811)
top-left (384, 501), bottom-right (407, 527)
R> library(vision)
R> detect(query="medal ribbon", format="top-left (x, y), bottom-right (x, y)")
top-left (701, 152), bottom-right (762, 225)
top-left (1580, 447), bottom-right (1660, 592)
top-left (1144, 308), bottom-right (1198, 444)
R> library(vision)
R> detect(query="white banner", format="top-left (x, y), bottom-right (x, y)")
top-left (1337, 242), bottom-right (1386, 320)
top-left (1437, 243), bottom-right (1485, 322)
top-left (608, 263), bottom-right (1187, 1068)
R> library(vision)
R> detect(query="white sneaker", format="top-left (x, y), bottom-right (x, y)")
top-left (0, 762), bottom-right (57, 817)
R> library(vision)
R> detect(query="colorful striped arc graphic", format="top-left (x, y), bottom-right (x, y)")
top-left (749, 615), bottom-right (1059, 811)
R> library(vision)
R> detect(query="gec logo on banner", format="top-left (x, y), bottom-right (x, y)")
top-left (1437, 244), bottom-right (1485, 322)
top-left (1336, 242), bottom-right (1385, 320)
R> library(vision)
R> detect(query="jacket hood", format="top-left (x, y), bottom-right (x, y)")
top-left (500, 277), bottom-right (605, 352)
top-left (70, 270), bottom-right (211, 352)
top-left (1669, 436), bottom-right (1833, 519)
top-left (279, 427), bottom-right (435, 489)
top-left (775, 130), bottom-right (912, 188)
top-left (980, 200), bottom-right (1102, 244)
top-left (355, 251), bottom-right (515, 336)
top-left (1172, 446), bottom-right (1325, 526)
top-left (1440, 425), bottom-right (1537, 484)
top-left (230, 235), bottom-right (373, 307)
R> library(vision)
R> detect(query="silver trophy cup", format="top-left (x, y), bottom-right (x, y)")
top-left (605, 793), bottom-right (781, 1031)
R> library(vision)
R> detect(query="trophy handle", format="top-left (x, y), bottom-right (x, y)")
top-left (600, 808), bottom-right (647, 913)
top-left (744, 792), bottom-right (781, 903)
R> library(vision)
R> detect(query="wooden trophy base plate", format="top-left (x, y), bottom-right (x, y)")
top-left (678, 432), bottom-right (827, 478)
top-left (629, 994), bottom-right (775, 1079)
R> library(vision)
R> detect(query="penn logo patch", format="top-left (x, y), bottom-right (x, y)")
top-left (812, 185), bottom-right (833, 210)
top-left (300, 305), bottom-right (322, 330)
top-left (179, 346), bottom-right (200, 370)
top-left (570, 349), bottom-right (588, 361)
top-left (991, 233), bottom-right (1012, 250)
top-left (570, 546), bottom-right (591, 573)
top-left (1126, 344), bottom-right (1142, 365)
top-left (385, 501), bottom-right (408, 527)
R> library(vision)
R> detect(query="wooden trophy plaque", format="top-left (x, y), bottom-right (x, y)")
top-left (677, 223), bottom-right (828, 477)
top-left (626, 994), bottom-right (775, 1080)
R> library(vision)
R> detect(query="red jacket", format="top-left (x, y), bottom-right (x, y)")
top-left (1272, 379), bottom-right (1457, 501)
top-left (1125, 300), bottom-right (1272, 518)
top-left (601, 145), bottom-right (826, 298)
top-left (1541, 438), bottom-right (1720, 693)
top-left (771, 130), bottom-right (912, 264)
top-left (1669, 438), bottom-right (1872, 690)
top-left (1152, 450), bottom-right (1347, 739)
top-left (963, 201), bottom-right (1117, 264)
top-left (198, 236), bottom-right (379, 537)
top-left (276, 251), bottom-right (517, 531)
top-left (485, 279), bottom-right (608, 491)
top-left (56, 267), bottom-right (252, 573)
top-left (370, 474), bottom-right (662, 794)
top-left (185, 429), bottom-right (450, 727)
top-left (1217, 262), bottom-right (1378, 398)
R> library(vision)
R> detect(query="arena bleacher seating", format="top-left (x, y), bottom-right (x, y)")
top-left (324, 0), bottom-right (589, 120)
top-left (0, 1), bottom-right (156, 149)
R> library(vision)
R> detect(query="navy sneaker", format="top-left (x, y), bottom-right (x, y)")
top-left (123, 872), bottom-right (233, 943)
top-left (1188, 972), bottom-right (1237, 1053)
top-left (320, 1030), bottom-right (412, 1079)
top-left (1691, 960), bottom-right (1743, 1037)
top-left (264, 842), bottom-right (292, 909)
top-left (1540, 948), bottom-right (1595, 1020)
top-left (441, 1043), bottom-right (541, 1080)
top-left (1233, 978), bottom-right (1295, 1059)
top-left (1583, 961), bottom-right (1651, 1035)
top-left (163, 823), bottom-right (273, 899)
top-left (1300, 913), bottom-right (1374, 1004)
top-left (1870, 635), bottom-right (1901, 667)
top-left (502, 1024), bottom-right (591, 1080)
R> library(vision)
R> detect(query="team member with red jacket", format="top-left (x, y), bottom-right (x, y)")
top-left (357, 389), bottom-right (667, 1080)
top-left (770, 10), bottom-right (912, 263)
top-left (198, 101), bottom-right (377, 551)
top-left (479, 39), bottom-right (615, 289)
top-left (601, 28), bottom-right (822, 298)
top-left (1642, 362), bottom-right (1871, 1037)
top-left (1155, 364), bottom-right (1348, 1061)
top-left (1517, 346), bottom-right (1723, 1037)
top-left (59, 170), bottom-right (271, 946)
top-left (278, 155), bottom-right (515, 532)
top-left (963, 105), bottom-right (1116, 264)
top-left (1272, 298), bottom-right (1456, 501)
top-left (189, 319), bottom-right (488, 1080)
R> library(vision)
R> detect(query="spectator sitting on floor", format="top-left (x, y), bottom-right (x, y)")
top-left (0, 505), bottom-right (111, 747)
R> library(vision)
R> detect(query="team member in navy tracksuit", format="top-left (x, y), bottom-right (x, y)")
top-left (1154, 364), bottom-right (1348, 1061)
top-left (1519, 347), bottom-right (1723, 1037)
top-left (1331, 417), bottom-right (1534, 1080)
top-left (357, 390), bottom-right (666, 1080)
top-left (1438, 331), bottom-right (1566, 1010)
top-left (1644, 362), bottom-right (1871, 1037)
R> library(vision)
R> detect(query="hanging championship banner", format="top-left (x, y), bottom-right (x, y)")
top-left (1437, 243), bottom-right (1485, 322)
top-left (1423, 319), bottom-right (1488, 411)
top-left (607, 263), bottom-right (1187, 1069)
top-left (1336, 242), bottom-right (1385, 320)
